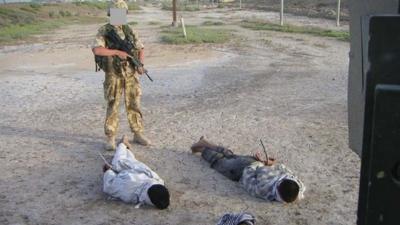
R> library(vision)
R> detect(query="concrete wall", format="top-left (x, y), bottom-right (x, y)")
top-left (348, 0), bottom-right (399, 155)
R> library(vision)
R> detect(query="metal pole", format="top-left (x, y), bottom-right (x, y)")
top-left (181, 16), bottom-right (187, 39)
top-left (336, 0), bottom-right (341, 27)
top-left (280, 0), bottom-right (284, 26)
top-left (172, 0), bottom-right (177, 27)
top-left (239, 0), bottom-right (242, 9)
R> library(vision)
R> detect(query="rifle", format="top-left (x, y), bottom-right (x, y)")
top-left (105, 29), bottom-right (153, 82)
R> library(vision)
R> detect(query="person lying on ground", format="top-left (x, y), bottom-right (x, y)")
top-left (103, 135), bottom-right (170, 209)
top-left (191, 136), bottom-right (305, 203)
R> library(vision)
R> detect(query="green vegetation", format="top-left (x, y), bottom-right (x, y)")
top-left (161, 25), bottom-right (232, 44)
top-left (19, 6), bottom-right (39, 14)
top-left (127, 2), bottom-right (141, 11)
top-left (0, 8), bottom-right (36, 26)
top-left (128, 21), bottom-right (138, 25)
top-left (72, 1), bottom-right (141, 10)
top-left (29, 3), bottom-right (42, 10)
top-left (59, 10), bottom-right (72, 17)
top-left (48, 11), bottom-right (56, 18)
top-left (202, 21), bottom-right (225, 26)
top-left (0, 20), bottom-right (63, 43)
top-left (241, 20), bottom-right (350, 42)
top-left (161, 1), bottom-right (200, 11)
top-left (73, 1), bottom-right (108, 10)
top-left (0, 2), bottom-right (106, 44)
top-left (0, 16), bottom-right (104, 43)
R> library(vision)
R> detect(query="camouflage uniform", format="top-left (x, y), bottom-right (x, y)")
top-left (93, 25), bottom-right (145, 137)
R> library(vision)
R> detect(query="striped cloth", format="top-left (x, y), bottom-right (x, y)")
top-left (216, 212), bottom-right (256, 225)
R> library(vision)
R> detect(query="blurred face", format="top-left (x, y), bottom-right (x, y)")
top-left (109, 8), bottom-right (127, 26)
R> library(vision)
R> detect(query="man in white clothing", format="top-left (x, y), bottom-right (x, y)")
top-left (102, 135), bottom-right (170, 209)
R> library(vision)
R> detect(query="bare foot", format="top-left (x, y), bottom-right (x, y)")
top-left (191, 136), bottom-right (206, 153)
top-left (120, 134), bottom-right (133, 150)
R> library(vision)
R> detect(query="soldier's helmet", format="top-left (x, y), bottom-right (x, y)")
top-left (108, 0), bottom-right (128, 16)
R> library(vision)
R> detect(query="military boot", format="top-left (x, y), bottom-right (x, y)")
top-left (105, 135), bottom-right (116, 151)
top-left (133, 132), bottom-right (151, 146)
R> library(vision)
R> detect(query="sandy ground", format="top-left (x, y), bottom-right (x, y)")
top-left (0, 6), bottom-right (360, 225)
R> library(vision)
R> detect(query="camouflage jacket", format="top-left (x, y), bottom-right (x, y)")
top-left (93, 23), bottom-right (144, 74)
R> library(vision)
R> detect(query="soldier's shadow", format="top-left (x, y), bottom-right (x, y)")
top-left (0, 125), bottom-right (103, 149)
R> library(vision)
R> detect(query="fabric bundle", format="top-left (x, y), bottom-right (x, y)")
top-left (216, 212), bottom-right (256, 225)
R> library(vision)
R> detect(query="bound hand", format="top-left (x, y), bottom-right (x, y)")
top-left (254, 151), bottom-right (276, 166)
top-left (137, 66), bottom-right (145, 75)
top-left (103, 164), bottom-right (111, 172)
top-left (265, 157), bottom-right (276, 166)
top-left (115, 50), bottom-right (129, 60)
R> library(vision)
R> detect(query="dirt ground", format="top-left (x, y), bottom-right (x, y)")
top-left (0, 6), bottom-right (360, 225)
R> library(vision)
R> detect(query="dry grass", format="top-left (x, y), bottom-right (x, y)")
top-left (0, 2), bottom-right (107, 44)
top-left (241, 20), bottom-right (350, 42)
top-left (160, 25), bottom-right (232, 44)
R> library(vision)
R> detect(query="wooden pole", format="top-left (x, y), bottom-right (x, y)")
top-left (239, 0), bottom-right (242, 9)
top-left (172, 0), bottom-right (177, 26)
top-left (181, 16), bottom-right (187, 39)
top-left (280, 0), bottom-right (284, 26)
top-left (336, 0), bottom-right (341, 26)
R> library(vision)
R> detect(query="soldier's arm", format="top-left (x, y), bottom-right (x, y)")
top-left (131, 29), bottom-right (145, 64)
top-left (92, 47), bottom-right (128, 60)
top-left (134, 32), bottom-right (145, 74)
top-left (138, 49), bottom-right (144, 64)
top-left (92, 27), bottom-right (128, 59)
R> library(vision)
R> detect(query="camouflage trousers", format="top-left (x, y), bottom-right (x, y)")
top-left (103, 72), bottom-right (143, 137)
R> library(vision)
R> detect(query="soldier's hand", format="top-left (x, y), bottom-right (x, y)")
top-left (137, 66), bottom-right (145, 75)
top-left (115, 50), bottom-right (129, 60)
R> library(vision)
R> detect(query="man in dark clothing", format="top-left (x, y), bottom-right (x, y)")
top-left (191, 136), bottom-right (305, 203)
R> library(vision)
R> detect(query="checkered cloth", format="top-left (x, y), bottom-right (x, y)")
top-left (216, 212), bottom-right (256, 225)
top-left (240, 162), bottom-right (305, 202)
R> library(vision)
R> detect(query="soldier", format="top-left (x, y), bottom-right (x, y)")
top-left (92, 0), bottom-right (151, 150)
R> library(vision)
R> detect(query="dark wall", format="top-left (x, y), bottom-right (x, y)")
top-left (348, 0), bottom-right (399, 155)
